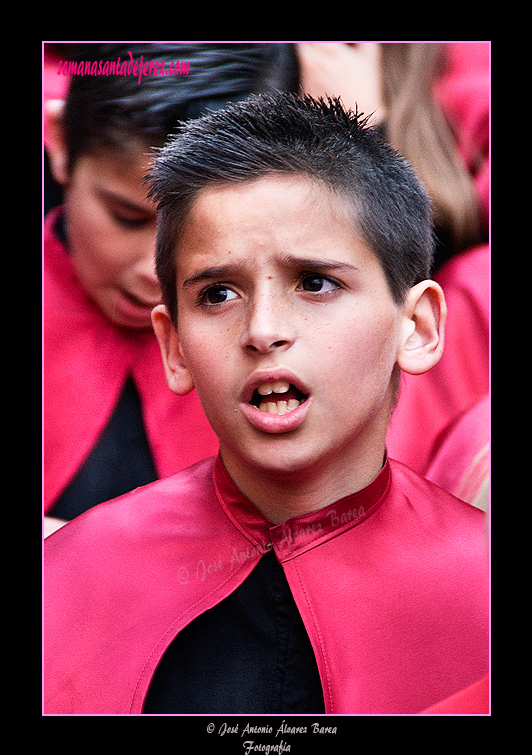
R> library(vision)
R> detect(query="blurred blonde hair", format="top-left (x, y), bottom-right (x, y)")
top-left (381, 43), bottom-right (482, 254)
top-left (455, 441), bottom-right (490, 511)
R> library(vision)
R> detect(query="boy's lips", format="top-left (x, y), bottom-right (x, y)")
top-left (240, 369), bottom-right (312, 434)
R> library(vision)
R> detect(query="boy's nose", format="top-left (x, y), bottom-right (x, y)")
top-left (241, 292), bottom-right (296, 355)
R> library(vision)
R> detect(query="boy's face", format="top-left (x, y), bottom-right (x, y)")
top-left (169, 175), bottom-right (407, 485)
top-left (60, 148), bottom-right (160, 329)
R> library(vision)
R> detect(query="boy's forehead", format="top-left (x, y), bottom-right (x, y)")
top-left (76, 147), bottom-right (156, 210)
top-left (187, 172), bottom-right (343, 215)
top-left (176, 175), bottom-right (361, 249)
top-left (174, 173), bottom-right (380, 278)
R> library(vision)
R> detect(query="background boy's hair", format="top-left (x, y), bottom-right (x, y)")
top-left (61, 43), bottom-right (300, 173)
top-left (147, 92), bottom-right (434, 324)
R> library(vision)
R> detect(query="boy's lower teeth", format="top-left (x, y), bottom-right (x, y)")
top-left (258, 399), bottom-right (300, 415)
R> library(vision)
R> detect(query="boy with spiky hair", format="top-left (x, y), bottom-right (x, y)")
top-left (45, 93), bottom-right (488, 715)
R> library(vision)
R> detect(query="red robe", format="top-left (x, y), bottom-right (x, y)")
top-left (43, 208), bottom-right (219, 511)
top-left (420, 675), bottom-right (489, 715)
top-left (44, 454), bottom-right (489, 714)
top-left (425, 395), bottom-right (489, 506)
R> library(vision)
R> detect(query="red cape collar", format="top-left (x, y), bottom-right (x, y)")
top-left (212, 454), bottom-right (391, 561)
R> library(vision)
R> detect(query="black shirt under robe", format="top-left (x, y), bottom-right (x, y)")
top-left (143, 551), bottom-right (325, 714)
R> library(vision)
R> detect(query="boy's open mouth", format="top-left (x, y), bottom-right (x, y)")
top-left (250, 381), bottom-right (308, 416)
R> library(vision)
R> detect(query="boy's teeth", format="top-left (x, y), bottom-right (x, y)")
top-left (257, 380), bottom-right (290, 396)
top-left (258, 398), bottom-right (300, 415)
top-left (253, 381), bottom-right (306, 414)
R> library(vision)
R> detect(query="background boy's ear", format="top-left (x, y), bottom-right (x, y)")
top-left (397, 281), bottom-right (446, 376)
top-left (44, 99), bottom-right (69, 185)
top-left (151, 305), bottom-right (195, 396)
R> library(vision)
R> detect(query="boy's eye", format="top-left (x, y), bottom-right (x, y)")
top-left (299, 274), bottom-right (339, 293)
top-left (110, 211), bottom-right (152, 230)
top-left (200, 285), bottom-right (239, 306)
top-left (103, 198), bottom-right (155, 230)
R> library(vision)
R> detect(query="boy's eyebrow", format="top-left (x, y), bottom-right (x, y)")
top-left (182, 263), bottom-right (247, 288)
top-left (281, 255), bottom-right (359, 274)
top-left (182, 256), bottom-right (359, 288)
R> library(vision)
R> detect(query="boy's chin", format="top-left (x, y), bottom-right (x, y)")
top-left (227, 440), bottom-right (329, 480)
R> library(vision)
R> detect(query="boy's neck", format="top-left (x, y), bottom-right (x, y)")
top-left (219, 443), bottom-right (387, 524)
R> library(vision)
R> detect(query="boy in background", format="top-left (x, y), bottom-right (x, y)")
top-left (44, 43), bottom-right (299, 533)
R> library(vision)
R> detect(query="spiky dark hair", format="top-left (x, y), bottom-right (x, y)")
top-left (147, 92), bottom-right (434, 323)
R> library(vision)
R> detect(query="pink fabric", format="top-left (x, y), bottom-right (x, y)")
top-left (43, 45), bottom-right (69, 151)
top-left (43, 207), bottom-right (218, 511)
top-left (387, 244), bottom-right (489, 475)
top-left (436, 41), bottom-right (490, 227)
top-left (420, 675), bottom-right (489, 715)
top-left (44, 455), bottom-right (489, 714)
top-left (43, 45), bottom-right (70, 104)
top-left (425, 395), bottom-right (489, 504)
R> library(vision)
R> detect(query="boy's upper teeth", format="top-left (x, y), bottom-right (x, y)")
top-left (257, 380), bottom-right (290, 396)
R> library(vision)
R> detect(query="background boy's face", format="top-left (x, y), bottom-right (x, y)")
top-left (171, 175), bottom-right (406, 484)
top-left (59, 147), bottom-right (160, 329)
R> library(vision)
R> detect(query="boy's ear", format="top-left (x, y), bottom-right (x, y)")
top-left (44, 99), bottom-right (69, 185)
top-left (397, 280), bottom-right (446, 375)
top-left (151, 305), bottom-right (195, 395)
